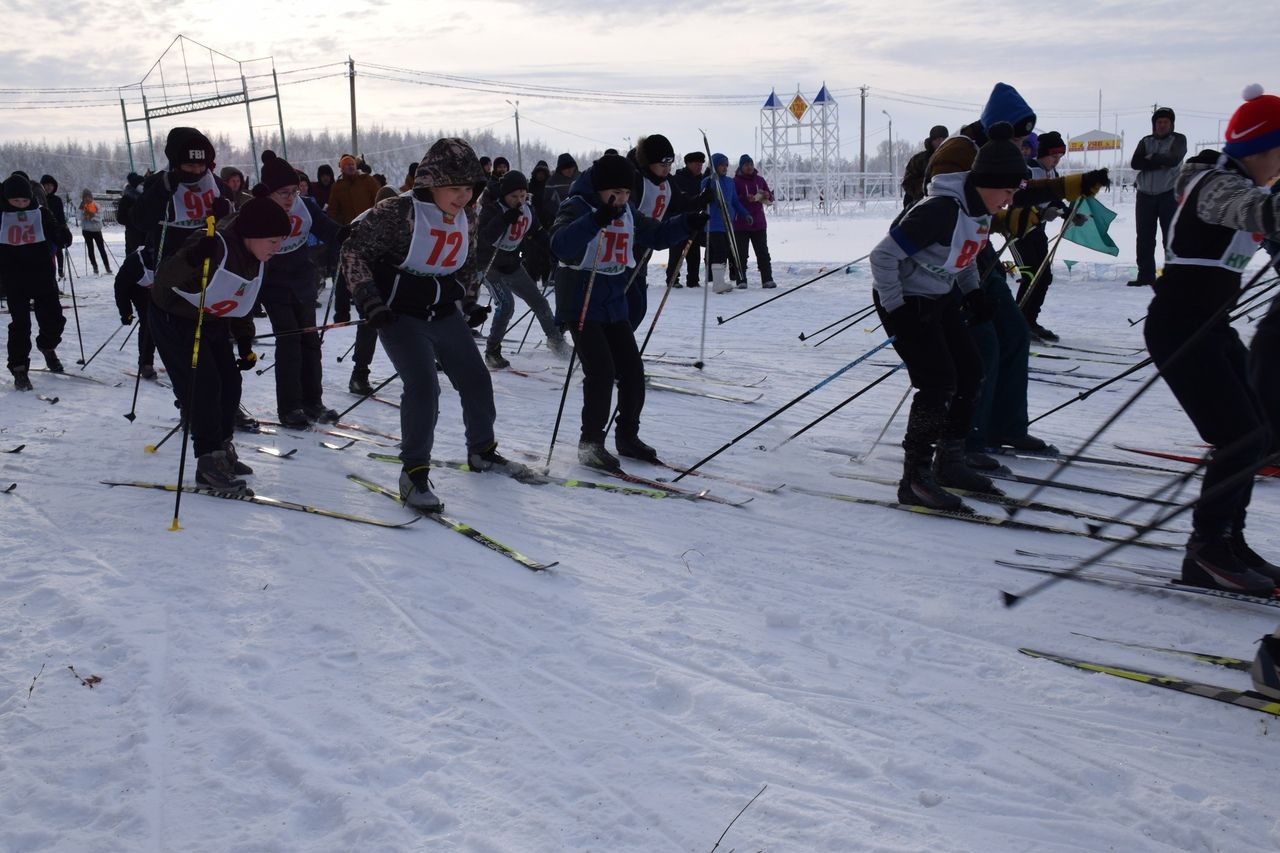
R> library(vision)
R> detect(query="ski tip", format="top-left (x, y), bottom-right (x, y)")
top-left (693, 361), bottom-right (704, 370)
top-left (3, 483), bottom-right (16, 493)
top-left (715, 316), bottom-right (726, 325)
top-left (1001, 505), bottom-right (1016, 517)
top-left (1085, 523), bottom-right (1103, 536)
top-left (1001, 590), bottom-right (1023, 608)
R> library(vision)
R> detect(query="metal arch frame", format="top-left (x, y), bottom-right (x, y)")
top-left (118, 35), bottom-right (287, 180)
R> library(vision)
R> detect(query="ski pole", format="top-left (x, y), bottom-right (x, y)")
top-left (672, 336), bottom-right (896, 482)
top-left (338, 371), bottom-right (399, 420)
top-left (717, 256), bottom-right (871, 326)
top-left (124, 368), bottom-right (143, 422)
top-left (1008, 259), bottom-right (1280, 522)
top-left (79, 323), bottom-right (127, 370)
top-left (1016, 197), bottom-right (1081, 311)
top-left (336, 338), bottom-right (358, 363)
top-left (145, 419), bottom-right (183, 453)
top-left (319, 270), bottom-right (339, 343)
top-left (810, 304), bottom-right (881, 348)
top-left (170, 216), bottom-right (217, 531)
top-left (775, 363), bottom-right (905, 449)
top-left (858, 381), bottom-right (913, 464)
top-left (799, 303), bottom-right (874, 341)
top-left (254, 319), bottom-right (366, 340)
top-left (701, 129), bottom-right (747, 285)
top-left (117, 319), bottom-right (139, 351)
top-left (65, 256), bottom-right (86, 365)
top-left (697, 219), bottom-right (710, 368)
top-left (546, 227), bottom-right (608, 471)
top-left (255, 360), bottom-right (276, 377)
top-left (1004, 442), bottom-right (1280, 608)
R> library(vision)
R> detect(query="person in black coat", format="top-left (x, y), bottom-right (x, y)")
top-left (130, 127), bottom-right (235, 263)
top-left (113, 246), bottom-right (159, 378)
top-left (2, 173), bottom-right (72, 389)
top-left (672, 152), bottom-right (707, 286)
top-left (39, 175), bottom-right (67, 279)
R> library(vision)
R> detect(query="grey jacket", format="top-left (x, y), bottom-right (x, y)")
top-left (1131, 132), bottom-right (1187, 196)
top-left (870, 171), bottom-right (987, 313)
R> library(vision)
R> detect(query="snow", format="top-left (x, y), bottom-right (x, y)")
top-left (3, 204), bottom-right (1279, 852)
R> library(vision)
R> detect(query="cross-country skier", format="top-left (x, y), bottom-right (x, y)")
top-left (2, 173), bottom-right (71, 390)
top-left (113, 246), bottom-right (158, 379)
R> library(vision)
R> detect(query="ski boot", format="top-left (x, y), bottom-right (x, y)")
top-left (999, 434), bottom-right (1059, 455)
top-left (546, 333), bottom-right (569, 358)
top-left (279, 409), bottom-right (312, 429)
top-left (965, 449), bottom-right (1005, 471)
top-left (467, 440), bottom-right (514, 473)
top-left (138, 363), bottom-right (158, 380)
top-left (195, 451), bottom-right (250, 496)
top-left (711, 264), bottom-right (733, 294)
top-left (303, 402), bottom-right (340, 424)
top-left (578, 439), bottom-right (621, 472)
top-left (40, 348), bottom-right (63, 373)
top-left (898, 452), bottom-right (966, 512)
top-left (1180, 534), bottom-right (1276, 595)
top-left (615, 431), bottom-right (659, 464)
top-left (761, 280), bottom-right (777, 289)
top-left (222, 440), bottom-right (253, 476)
top-left (13, 367), bottom-right (33, 391)
top-left (235, 408), bottom-right (260, 433)
top-left (349, 367), bottom-right (374, 396)
top-left (1030, 323), bottom-right (1059, 343)
top-left (933, 439), bottom-right (1003, 494)
top-left (1231, 529), bottom-right (1280, 584)
top-left (399, 465), bottom-right (443, 512)
top-left (1250, 633), bottom-right (1280, 700)
top-left (484, 346), bottom-right (510, 370)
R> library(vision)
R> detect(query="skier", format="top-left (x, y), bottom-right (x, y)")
top-left (2, 173), bottom-right (71, 390)
top-left (113, 246), bottom-right (158, 379)
top-left (38, 175), bottom-right (67, 280)
top-left (148, 195), bottom-right (291, 494)
top-left (1143, 84), bottom-right (1280, 594)
top-left (701, 153), bottom-right (751, 293)
top-left (477, 169), bottom-right (567, 369)
top-left (116, 172), bottom-right (148, 254)
top-left (549, 152), bottom-right (706, 470)
top-left (870, 123), bottom-right (1028, 510)
top-left (341, 137), bottom-right (513, 512)
top-left (256, 150), bottom-right (347, 427)
top-left (1016, 130), bottom-right (1070, 342)
top-left (131, 127), bottom-right (235, 263)
top-left (79, 189), bottom-right (111, 274)
top-left (220, 166), bottom-right (253, 210)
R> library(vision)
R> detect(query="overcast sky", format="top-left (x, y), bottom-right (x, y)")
top-left (1, 0), bottom-right (1268, 173)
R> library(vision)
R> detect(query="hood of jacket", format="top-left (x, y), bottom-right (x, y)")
top-left (927, 170), bottom-right (986, 217)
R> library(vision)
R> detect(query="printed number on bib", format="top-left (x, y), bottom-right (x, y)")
top-left (954, 238), bottom-right (986, 270)
top-left (205, 299), bottom-right (242, 317)
top-left (184, 189), bottom-right (216, 221)
top-left (650, 193), bottom-right (667, 220)
top-left (6, 224), bottom-right (36, 245)
top-left (426, 228), bottom-right (464, 268)
top-left (601, 231), bottom-right (630, 265)
top-left (289, 215), bottom-right (304, 237)
top-left (507, 217), bottom-right (529, 242)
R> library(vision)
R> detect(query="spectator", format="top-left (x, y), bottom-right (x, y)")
top-left (79, 189), bottom-right (111, 275)
top-left (672, 152), bottom-right (707, 287)
top-left (1017, 130), bottom-right (1069, 342)
top-left (1128, 106), bottom-right (1187, 286)
top-left (701, 153), bottom-right (750, 293)
top-left (220, 166), bottom-right (252, 210)
top-left (480, 156), bottom-right (492, 179)
top-left (545, 153), bottom-right (579, 212)
top-left (400, 162), bottom-right (418, 193)
top-left (312, 164), bottom-right (335, 209)
top-left (492, 157), bottom-right (510, 179)
top-left (733, 155), bottom-right (775, 288)
top-left (901, 125), bottom-right (948, 208)
top-left (39, 175), bottom-right (67, 279)
top-left (524, 160), bottom-right (554, 285)
top-left (325, 154), bottom-right (380, 226)
top-left (116, 172), bottom-right (147, 254)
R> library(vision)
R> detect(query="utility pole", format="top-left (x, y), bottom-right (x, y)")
top-left (507, 99), bottom-right (523, 172)
top-left (859, 85), bottom-right (868, 203)
top-left (882, 110), bottom-right (894, 195)
top-left (348, 57), bottom-right (358, 156)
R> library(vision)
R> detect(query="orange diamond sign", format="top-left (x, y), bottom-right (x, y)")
top-left (788, 93), bottom-right (809, 121)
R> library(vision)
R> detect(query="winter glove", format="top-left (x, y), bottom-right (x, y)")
top-left (502, 206), bottom-right (522, 224)
top-left (694, 188), bottom-right (717, 209)
top-left (685, 211), bottom-right (709, 233)
top-left (1040, 204), bottom-right (1066, 222)
top-left (744, 215), bottom-right (754, 226)
top-left (962, 288), bottom-right (995, 326)
top-left (1002, 205), bottom-right (1040, 238)
top-left (121, 314), bottom-right (134, 326)
top-left (211, 198), bottom-right (232, 220)
top-left (333, 309), bottom-right (351, 324)
top-left (1062, 168), bottom-right (1111, 199)
top-left (363, 304), bottom-right (394, 330)
top-left (184, 235), bottom-right (219, 265)
top-left (236, 351), bottom-right (257, 371)
top-left (592, 203), bottom-right (624, 228)
top-left (465, 303), bottom-right (491, 329)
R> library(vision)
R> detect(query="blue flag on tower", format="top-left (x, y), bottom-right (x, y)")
top-left (1061, 195), bottom-right (1119, 256)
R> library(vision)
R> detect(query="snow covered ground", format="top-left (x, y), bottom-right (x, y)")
top-left (3, 203), bottom-right (1280, 852)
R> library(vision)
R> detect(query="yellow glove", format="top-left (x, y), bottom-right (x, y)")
top-left (996, 205), bottom-right (1040, 238)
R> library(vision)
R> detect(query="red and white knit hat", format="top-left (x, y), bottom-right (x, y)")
top-left (1223, 84), bottom-right (1280, 158)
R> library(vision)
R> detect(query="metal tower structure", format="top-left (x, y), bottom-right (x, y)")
top-left (758, 84), bottom-right (842, 214)
top-left (119, 35), bottom-right (287, 180)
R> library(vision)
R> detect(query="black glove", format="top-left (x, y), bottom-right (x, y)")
top-left (1081, 168), bottom-right (1111, 195)
top-left (364, 303), bottom-right (394, 330)
top-left (592, 203), bottom-right (623, 228)
top-left (963, 288), bottom-right (995, 325)
top-left (694, 188), bottom-right (717, 209)
top-left (236, 351), bottom-right (257, 371)
top-left (502, 206), bottom-right (522, 224)
top-left (685, 211), bottom-right (709, 233)
top-left (184, 235), bottom-right (219, 265)
top-left (121, 314), bottom-right (134, 326)
top-left (211, 198), bottom-right (232, 220)
top-left (465, 304), bottom-right (491, 329)
top-left (333, 309), bottom-right (351, 324)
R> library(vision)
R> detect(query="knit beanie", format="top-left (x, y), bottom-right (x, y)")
top-left (970, 123), bottom-right (1028, 189)
top-left (375, 185), bottom-right (399, 203)
top-left (979, 83), bottom-right (1037, 138)
top-left (338, 154), bottom-right (357, 170)
top-left (498, 170), bottom-right (528, 196)
top-left (738, 154), bottom-right (754, 169)
top-left (1037, 131), bottom-right (1067, 158)
top-left (711, 152), bottom-right (729, 170)
top-left (164, 127), bottom-right (216, 168)
top-left (1152, 106), bottom-right (1176, 130)
top-left (258, 150), bottom-right (299, 193)
top-left (126, 172), bottom-right (144, 188)
top-left (317, 164), bottom-right (335, 181)
top-left (492, 156), bottom-right (510, 171)
top-left (3, 173), bottom-right (32, 201)
top-left (590, 154), bottom-right (635, 192)
top-left (233, 193), bottom-right (292, 239)
top-left (414, 138), bottom-right (485, 189)
top-left (684, 151), bottom-right (706, 164)
top-left (635, 134), bottom-right (675, 167)
top-left (1022, 132), bottom-right (1038, 158)
top-left (1223, 84), bottom-right (1280, 158)
top-left (929, 125), bottom-right (949, 142)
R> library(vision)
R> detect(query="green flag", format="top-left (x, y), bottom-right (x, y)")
top-left (1061, 195), bottom-right (1119, 256)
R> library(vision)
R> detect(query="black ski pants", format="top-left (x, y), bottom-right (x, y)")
top-left (127, 287), bottom-right (157, 368)
top-left (1135, 190), bottom-right (1177, 285)
top-left (1014, 227), bottom-right (1053, 324)
top-left (5, 269), bottom-right (65, 372)
top-left (264, 297), bottom-right (323, 417)
top-left (734, 229), bottom-right (773, 285)
top-left (1251, 292), bottom-right (1280, 452)
top-left (149, 303), bottom-right (241, 459)
top-left (570, 319), bottom-right (645, 443)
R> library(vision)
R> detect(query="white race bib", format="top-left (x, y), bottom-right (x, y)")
top-left (165, 170), bottom-right (220, 229)
top-left (493, 202), bottom-right (532, 252)
top-left (923, 211), bottom-right (990, 278)
top-left (569, 205), bottom-right (635, 276)
top-left (637, 180), bottom-right (672, 220)
top-left (0, 210), bottom-right (45, 246)
top-left (398, 200), bottom-right (468, 276)
top-left (277, 194), bottom-right (313, 255)
top-left (173, 235), bottom-right (264, 318)
top-left (1166, 171), bottom-right (1264, 272)
top-left (134, 249), bottom-right (156, 288)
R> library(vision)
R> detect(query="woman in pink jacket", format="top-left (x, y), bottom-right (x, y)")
top-left (733, 155), bottom-right (775, 288)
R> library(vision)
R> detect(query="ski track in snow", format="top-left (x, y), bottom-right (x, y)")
top-left (2, 213), bottom-right (1279, 852)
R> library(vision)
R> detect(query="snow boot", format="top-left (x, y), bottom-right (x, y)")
top-left (1030, 323), bottom-right (1059, 343)
top-left (999, 434), bottom-right (1059, 455)
top-left (964, 449), bottom-right (1005, 471)
top-left (399, 465), bottom-right (443, 512)
top-left (303, 402), bottom-right (340, 424)
top-left (13, 367), bottom-right (32, 391)
top-left (711, 264), bottom-right (733, 294)
top-left (235, 408), bottom-right (260, 433)
top-left (578, 439), bottom-right (621, 472)
top-left (761, 279), bottom-right (777, 289)
top-left (279, 408), bottom-right (312, 429)
top-left (615, 431), bottom-right (659, 464)
top-left (1231, 530), bottom-right (1280, 584)
top-left (933, 439), bottom-right (1003, 494)
top-left (195, 451), bottom-right (250, 495)
top-left (484, 346), bottom-right (510, 370)
top-left (1180, 534), bottom-right (1277, 595)
top-left (735, 279), bottom-right (748, 290)
top-left (222, 440), bottom-right (253, 476)
top-left (546, 333), bottom-right (569, 358)
top-left (467, 440), bottom-right (514, 473)
top-left (138, 363), bottom-right (158, 380)
top-left (40, 348), bottom-right (63, 373)
top-left (898, 453), bottom-right (966, 512)
top-left (1250, 633), bottom-right (1280, 700)
top-left (348, 367), bottom-right (374, 396)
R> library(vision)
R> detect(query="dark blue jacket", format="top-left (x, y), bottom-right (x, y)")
top-left (262, 196), bottom-right (342, 303)
top-left (549, 169), bottom-right (690, 325)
